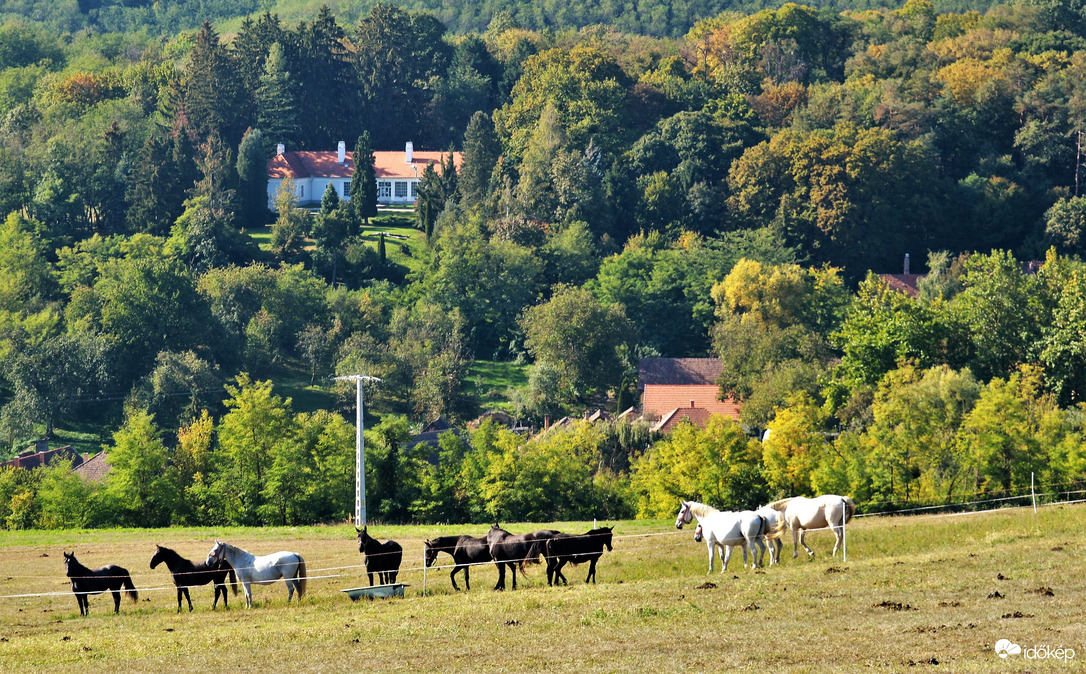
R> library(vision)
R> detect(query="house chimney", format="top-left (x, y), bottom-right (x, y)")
top-left (691, 400), bottom-right (695, 409)
top-left (904, 252), bottom-right (910, 275)
top-left (276, 143), bottom-right (285, 156)
top-left (405, 141), bottom-right (413, 163)
top-left (337, 141), bottom-right (346, 164)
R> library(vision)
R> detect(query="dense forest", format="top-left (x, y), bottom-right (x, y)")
top-left (3, 0), bottom-right (1086, 529)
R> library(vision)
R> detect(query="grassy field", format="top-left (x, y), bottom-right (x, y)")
top-left (1, 506), bottom-right (1084, 671)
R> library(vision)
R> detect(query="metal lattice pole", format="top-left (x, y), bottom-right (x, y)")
top-left (335, 375), bottom-right (381, 527)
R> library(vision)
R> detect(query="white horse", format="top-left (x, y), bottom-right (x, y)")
top-left (206, 541), bottom-right (307, 608)
top-left (754, 505), bottom-right (788, 565)
top-left (675, 500), bottom-right (786, 572)
top-left (764, 495), bottom-right (856, 559)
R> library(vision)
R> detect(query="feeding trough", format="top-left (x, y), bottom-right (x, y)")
top-left (341, 583), bottom-right (409, 601)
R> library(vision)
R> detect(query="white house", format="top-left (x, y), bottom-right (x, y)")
top-left (266, 141), bottom-right (462, 210)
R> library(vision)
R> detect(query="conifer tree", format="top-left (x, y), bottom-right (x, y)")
top-left (184, 21), bottom-right (244, 145)
top-left (416, 161), bottom-right (441, 239)
top-left (256, 42), bottom-right (298, 157)
top-left (351, 131), bottom-right (378, 224)
top-left (236, 128), bottom-right (269, 230)
top-left (460, 111), bottom-right (500, 205)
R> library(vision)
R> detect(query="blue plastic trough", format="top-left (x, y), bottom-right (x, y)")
top-left (341, 583), bottom-right (409, 601)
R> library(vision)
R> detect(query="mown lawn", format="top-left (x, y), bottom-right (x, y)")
top-left (1, 506), bottom-right (1084, 671)
top-left (464, 360), bottom-right (531, 414)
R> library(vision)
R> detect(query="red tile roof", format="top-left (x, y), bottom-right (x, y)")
top-left (878, 273), bottom-right (923, 298)
top-left (638, 358), bottom-right (723, 390)
top-left (268, 149), bottom-right (462, 181)
top-left (651, 407), bottom-right (714, 433)
top-left (73, 451), bottom-right (111, 482)
top-left (2, 445), bottom-right (82, 470)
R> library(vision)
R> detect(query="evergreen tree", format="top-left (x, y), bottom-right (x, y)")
top-left (236, 127), bottom-right (269, 230)
top-left (460, 111), bottom-right (500, 205)
top-left (256, 42), bottom-right (299, 157)
top-left (320, 181), bottom-right (340, 215)
top-left (290, 7), bottom-right (356, 147)
top-left (351, 131), bottom-right (378, 224)
top-left (184, 21), bottom-right (245, 146)
top-left (416, 162), bottom-right (442, 238)
top-left (378, 232), bottom-right (387, 265)
top-left (441, 148), bottom-right (459, 202)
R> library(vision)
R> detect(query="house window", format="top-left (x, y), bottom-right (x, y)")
top-left (378, 181), bottom-right (391, 198)
top-left (395, 181), bottom-right (408, 198)
top-left (299, 185), bottom-right (305, 198)
top-left (343, 181), bottom-right (351, 197)
top-left (410, 181), bottom-right (419, 199)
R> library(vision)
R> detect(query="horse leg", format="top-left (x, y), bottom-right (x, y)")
top-left (176, 587), bottom-right (183, 613)
top-left (587, 558), bottom-right (597, 583)
top-left (112, 588), bottom-right (121, 613)
top-left (509, 562), bottom-right (518, 590)
top-left (463, 565), bottom-right (470, 591)
top-left (450, 566), bottom-right (460, 591)
top-left (799, 529), bottom-right (815, 558)
top-left (184, 587), bottom-right (193, 612)
top-left (243, 582), bottom-right (253, 608)
top-left (722, 545), bottom-right (732, 572)
top-left (494, 563), bottom-right (505, 591)
top-left (791, 526), bottom-right (800, 559)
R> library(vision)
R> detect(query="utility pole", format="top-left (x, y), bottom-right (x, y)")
top-left (334, 375), bottom-right (381, 526)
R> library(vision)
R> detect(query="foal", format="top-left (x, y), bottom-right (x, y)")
top-left (63, 552), bottom-right (138, 616)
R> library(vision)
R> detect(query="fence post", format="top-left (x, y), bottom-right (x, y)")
top-left (1032, 472), bottom-right (1037, 514)
top-left (422, 548), bottom-right (427, 596)
top-left (841, 503), bottom-right (847, 564)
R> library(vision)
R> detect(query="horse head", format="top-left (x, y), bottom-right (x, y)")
top-left (150, 544), bottom-right (163, 569)
top-left (356, 526), bottom-right (371, 553)
top-left (423, 540), bottom-right (436, 568)
top-left (675, 501), bottom-right (693, 529)
top-left (206, 540), bottom-right (225, 566)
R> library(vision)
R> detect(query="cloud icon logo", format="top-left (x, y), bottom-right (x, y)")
top-left (995, 639), bottom-right (1022, 658)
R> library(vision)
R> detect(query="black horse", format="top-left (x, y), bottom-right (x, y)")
top-left (150, 544), bottom-right (238, 612)
top-left (535, 527), bottom-right (614, 586)
top-left (423, 534), bottom-right (492, 591)
top-left (357, 526), bottom-right (403, 586)
top-left (486, 524), bottom-right (561, 591)
top-left (63, 551), bottom-right (138, 616)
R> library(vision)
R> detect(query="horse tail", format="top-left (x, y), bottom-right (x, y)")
top-left (227, 565), bottom-right (238, 595)
top-left (521, 540), bottom-right (545, 572)
top-left (122, 573), bottom-right (138, 603)
top-left (843, 496), bottom-right (856, 524)
top-left (766, 514), bottom-right (788, 540)
top-left (296, 556), bottom-right (307, 599)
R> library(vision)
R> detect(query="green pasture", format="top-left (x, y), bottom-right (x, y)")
top-left (1, 506), bottom-right (1085, 671)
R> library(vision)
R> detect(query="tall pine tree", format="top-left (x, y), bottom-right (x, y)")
top-left (256, 42), bottom-right (299, 156)
top-left (184, 21), bottom-right (245, 146)
top-left (236, 127), bottom-right (269, 230)
top-left (459, 111), bottom-right (500, 205)
top-left (351, 131), bottom-right (378, 224)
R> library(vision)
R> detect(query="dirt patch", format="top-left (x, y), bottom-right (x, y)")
top-left (1028, 587), bottom-right (1055, 597)
top-left (695, 582), bottom-right (716, 590)
top-left (938, 601), bottom-right (962, 607)
top-left (874, 601), bottom-right (917, 611)
top-left (742, 603), bottom-right (760, 612)
top-left (504, 619), bottom-right (520, 626)
top-left (987, 591), bottom-right (1004, 599)
top-left (904, 657), bottom-right (940, 666)
top-left (1001, 611), bottom-right (1034, 619)
top-left (825, 566), bottom-right (847, 574)
top-left (1051, 546), bottom-right (1064, 552)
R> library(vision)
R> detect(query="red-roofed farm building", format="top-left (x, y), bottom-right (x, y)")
top-left (638, 358), bottom-right (740, 432)
top-left (267, 141), bottom-right (462, 209)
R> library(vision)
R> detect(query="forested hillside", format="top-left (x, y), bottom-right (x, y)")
top-left (1, 0), bottom-right (1002, 37)
top-left (3, 0), bottom-right (1086, 529)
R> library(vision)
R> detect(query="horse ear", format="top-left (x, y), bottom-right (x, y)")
top-left (355, 527), bottom-right (361, 533)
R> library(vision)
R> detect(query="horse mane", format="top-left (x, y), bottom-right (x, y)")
top-left (686, 501), bottom-right (720, 518)
top-left (765, 497), bottom-right (798, 511)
